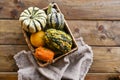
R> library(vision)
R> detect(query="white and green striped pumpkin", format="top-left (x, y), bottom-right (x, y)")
top-left (47, 3), bottom-right (65, 30)
top-left (19, 7), bottom-right (47, 33)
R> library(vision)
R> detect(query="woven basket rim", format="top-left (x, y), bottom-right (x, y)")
top-left (21, 3), bottom-right (78, 67)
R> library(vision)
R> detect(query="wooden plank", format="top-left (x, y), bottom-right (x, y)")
top-left (1, 0), bottom-right (120, 20)
top-left (0, 32), bottom-right (26, 45)
top-left (1, 20), bottom-right (120, 46)
top-left (0, 20), bottom-right (26, 44)
top-left (0, 45), bottom-right (29, 72)
top-left (0, 72), bottom-right (17, 80)
top-left (89, 47), bottom-right (120, 73)
top-left (0, 45), bottom-right (120, 73)
top-left (68, 20), bottom-right (120, 46)
top-left (0, 72), bottom-right (119, 80)
top-left (85, 73), bottom-right (120, 80)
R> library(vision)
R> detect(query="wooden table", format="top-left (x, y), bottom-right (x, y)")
top-left (0, 0), bottom-right (120, 80)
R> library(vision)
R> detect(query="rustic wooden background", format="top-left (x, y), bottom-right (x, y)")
top-left (0, 0), bottom-right (120, 80)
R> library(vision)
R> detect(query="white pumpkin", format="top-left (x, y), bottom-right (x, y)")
top-left (19, 7), bottom-right (47, 33)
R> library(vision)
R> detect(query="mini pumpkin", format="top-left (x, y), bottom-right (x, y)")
top-left (34, 46), bottom-right (55, 62)
top-left (30, 31), bottom-right (45, 47)
top-left (19, 7), bottom-right (47, 33)
top-left (47, 3), bottom-right (65, 30)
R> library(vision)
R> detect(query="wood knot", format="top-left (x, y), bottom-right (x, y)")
top-left (14, 0), bottom-right (25, 9)
top-left (16, 1), bottom-right (25, 9)
top-left (7, 55), bottom-right (14, 60)
top-left (0, 6), bottom-right (3, 10)
top-left (74, 28), bottom-right (80, 33)
top-left (97, 25), bottom-right (105, 32)
top-left (107, 48), bottom-right (111, 53)
top-left (99, 34), bottom-right (106, 40)
top-left (0, 6), bottom-right (3, 12)
top-left (10, 9), bottom-right (18, 18)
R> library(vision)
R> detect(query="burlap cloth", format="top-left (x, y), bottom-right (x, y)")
top-left (14, 37), bottom-right (93, 80)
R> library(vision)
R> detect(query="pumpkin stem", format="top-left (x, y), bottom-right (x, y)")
top-left (47, 3), bottom-right (54, 15)
top-left (30, 15), bottom-right (33, 19)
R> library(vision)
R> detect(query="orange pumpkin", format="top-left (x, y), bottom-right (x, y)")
top-left (34, 46), bottom-right (55, 62)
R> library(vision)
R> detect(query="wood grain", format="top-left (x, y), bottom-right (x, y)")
top-left (90, 47), bottom-right (120, 73)
top-left (85, 73), bottom-right (120, 80)
top-left (1, 0), bottom-right (120, 20)
top-left (0, 45), bottom-right (29, 71)
top-left (0, 45), bottom-right (120, 73)
top-left (0, 20), bottom-right (26, 44)
top-left (0, 72), bottom-right (17, 80)
top-left (1, 20), bottom-right (120, 46)
top-left (68, 20), bottom-right (120, 46)
top-left (1, 0), bottom-right (120, 79)
top-left (0, 72), bottom-right (119, 80)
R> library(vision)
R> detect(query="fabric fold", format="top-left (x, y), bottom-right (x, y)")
top-left (14, 38), bottom-right (93, 80)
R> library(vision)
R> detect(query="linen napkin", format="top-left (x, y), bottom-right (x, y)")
top-left (14, 37), bottom-right (93, 80)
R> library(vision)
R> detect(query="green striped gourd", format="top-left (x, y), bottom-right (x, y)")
top-left (19, 7), bottom-right (47, 33)
top-left (45, 29), bottom-right (72, 53)
top-left (47, 3), bottom-right (65, 30)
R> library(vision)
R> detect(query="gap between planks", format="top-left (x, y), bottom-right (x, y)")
top-left (0, 72), bottom-right (119, 80)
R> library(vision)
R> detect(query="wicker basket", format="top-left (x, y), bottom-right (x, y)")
top-left (22, 3), bottom-right (78, 67)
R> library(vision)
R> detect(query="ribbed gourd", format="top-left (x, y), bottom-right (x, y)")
top-left (47, 3), bottom-right (65, 30)
top-left (45, 29), bottom-right (72, 53)
top-left (19, 7), bottom-right (47, 33)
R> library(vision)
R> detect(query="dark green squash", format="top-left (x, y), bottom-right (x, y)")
top-left (45, 29), bottom-right (72, 53)
top-left (47, 3), bottom-right (65, 30)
